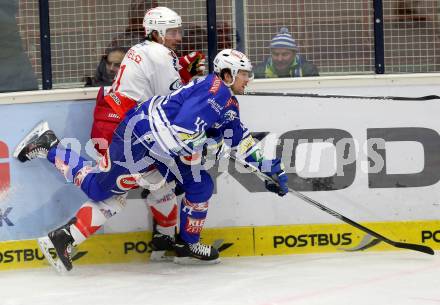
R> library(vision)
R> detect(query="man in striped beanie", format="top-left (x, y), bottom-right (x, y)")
top-left (254, 27), bottom-right (319, 78)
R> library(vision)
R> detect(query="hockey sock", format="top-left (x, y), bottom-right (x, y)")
top-left (145, 183), bottom-right (178, 237)
top-left (47, 146), bottom-right (92, 182)
top-left (179, 197), bottom-right (209, 244)
top-left (69, 195), bottom-right (127, 246)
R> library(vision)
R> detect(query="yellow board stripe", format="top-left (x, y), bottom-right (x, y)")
top-left (0, 220), bottom-right (439, 271)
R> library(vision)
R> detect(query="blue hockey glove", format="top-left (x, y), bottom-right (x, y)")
top-left (259, 158), bottom-right (288, 197)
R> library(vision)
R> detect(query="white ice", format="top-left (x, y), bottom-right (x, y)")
top-left (1, 251), bottom-right (439, 305)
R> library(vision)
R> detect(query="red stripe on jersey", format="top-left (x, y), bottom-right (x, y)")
top-left (225, 97), bottom-right (239, 110)
top-left (103, 92), bottom-right (137, 118)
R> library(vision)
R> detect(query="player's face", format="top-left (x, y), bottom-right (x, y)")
top-left (271, 48), bottom-right (296, 73)
top-left (162, 27), bottom-right (183, 51)
top-left (231, 70), bottom-right (252, 95)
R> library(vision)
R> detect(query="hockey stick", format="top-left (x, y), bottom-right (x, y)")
top-left (245, 91), bottom-right (440, 101)
top-left (227, 153), bottom-right (434, 255)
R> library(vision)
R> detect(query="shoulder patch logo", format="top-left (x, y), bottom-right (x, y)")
top-left (225, 97), bottom-right (239, 110)
top-left (209, 76), bottom-right (222, 94)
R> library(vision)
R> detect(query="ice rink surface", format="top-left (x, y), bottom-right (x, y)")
top-left (1, 251), bottom-right (439, 305)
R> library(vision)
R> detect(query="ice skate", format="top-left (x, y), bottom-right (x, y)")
top-left (14, 121), bottom-right (59, 162)
top-left (38, 222), bottom-right (75, 273)
top-left (148, 222), bottom-right (176, 262)
top-left (173, 235), bottom-right (220, 265)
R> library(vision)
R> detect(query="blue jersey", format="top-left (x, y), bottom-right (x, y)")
top-left (128, 73), bottom-right (259, 160)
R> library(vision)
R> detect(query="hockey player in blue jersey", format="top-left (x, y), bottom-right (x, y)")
top-left (14, 49), bottom-right (289, 271)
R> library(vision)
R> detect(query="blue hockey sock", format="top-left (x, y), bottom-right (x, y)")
top-left (47, 146), bottom-right (92, 182)
top-left (179, 197), bottom-right (209, 244)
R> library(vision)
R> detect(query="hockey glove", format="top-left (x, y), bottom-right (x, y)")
top-left (178, 130), bottom-right (222, 165)
top-left (258, 159), bottom-right (288, 197)
top-left (201, 129), bottom-right (224, 165)
top-left (179, 51), bottom-right (206, 84)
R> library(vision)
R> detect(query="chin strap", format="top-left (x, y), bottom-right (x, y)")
top-left (223, 77), bottom-right (234, 87)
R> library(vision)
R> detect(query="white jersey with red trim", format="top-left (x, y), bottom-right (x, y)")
top-left (111, 40), bottom-right (182, 104)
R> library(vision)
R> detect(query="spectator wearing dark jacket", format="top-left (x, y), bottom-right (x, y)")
top-left (85, 47), bottom-right (127, 87)
top-left (254, 27), bottom-right (319, 79)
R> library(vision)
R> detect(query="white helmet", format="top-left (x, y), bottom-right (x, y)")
top-left (213, 49), bottom-right (253, 86)
top-left (143, 7), bottom-right (182, 38)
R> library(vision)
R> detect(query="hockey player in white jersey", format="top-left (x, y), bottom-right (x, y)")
top-left (99, 7), bottom-right (205, 117)
top-left (51, 6), bottom-right (206, 268)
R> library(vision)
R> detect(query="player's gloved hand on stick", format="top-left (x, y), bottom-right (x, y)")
top-left (258, 158), bottom-right (288, 197)
top-left (179, 51), bottom-right (206, 84)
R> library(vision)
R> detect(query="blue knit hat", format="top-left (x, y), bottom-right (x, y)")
top-left (270, 27), bottom-right (298, 50)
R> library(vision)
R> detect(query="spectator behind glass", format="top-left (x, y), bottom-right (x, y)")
top-left (254, 27), bottom-right (319, 78)
top-left (85, 47), bottom-right (127, 87)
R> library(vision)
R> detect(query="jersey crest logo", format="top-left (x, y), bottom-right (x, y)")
top-left (224, 110), bottom-right (238, 122)
top-left (209, 76), bottom-right (222, 94)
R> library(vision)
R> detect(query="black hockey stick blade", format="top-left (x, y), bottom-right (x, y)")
top-left (392, 241), bottom-right (434, 255)
top-left (340, 237), bottom-right (434, 255)
top-left (245, 91), bottom-right (440, 101)
top-left (290, 188), bottom-right (434, 255)
top-left (228, 154), bottom-right (435, 256)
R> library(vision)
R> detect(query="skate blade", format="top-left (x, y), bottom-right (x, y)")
top-left (37, 236), bottom-right (68, 274)
top-left (149, 250), bottom-right (175, 262)
top-left (173, 256), bottom-right (221, 265)
top-left (13, 121), bottom-right (49, 159)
